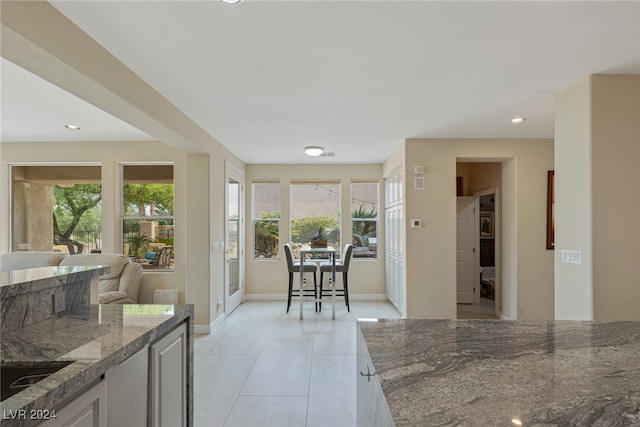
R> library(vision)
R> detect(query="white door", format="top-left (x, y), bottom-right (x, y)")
top-left (225, 163), bottom-right (244, 314)
top-left (456, 197), bottom-right (478, 304)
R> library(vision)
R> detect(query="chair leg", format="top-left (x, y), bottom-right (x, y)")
top-left (343, 272), bottom-right (350, 312)
top-left (313, 272), bottom-right (318, 312)
top-left (319, 272), bottom-right (324, 311)
top-left (287, 272), bottom-right (293, 313)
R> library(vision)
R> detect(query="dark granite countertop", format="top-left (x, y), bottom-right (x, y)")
top-left (0, 266), bottom-right (109, 298)
top-left (1, 304), bottom-right (193, 426)
top-left (358, 318), bottom-right (640, 426)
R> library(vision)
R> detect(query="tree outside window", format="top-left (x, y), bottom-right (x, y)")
top-left (11, 165), bottom-right (102, 254)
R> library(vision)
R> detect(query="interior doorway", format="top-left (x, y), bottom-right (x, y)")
top-left (455, 161), bottom-right (501, 319)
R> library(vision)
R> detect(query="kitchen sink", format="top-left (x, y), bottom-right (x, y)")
top-left (1, 361), bottom-right (74, 401)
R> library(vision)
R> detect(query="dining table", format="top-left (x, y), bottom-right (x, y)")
top-left (298, 246), bottom-right (337, 319)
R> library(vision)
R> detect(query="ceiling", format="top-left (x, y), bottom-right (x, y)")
top-left (1, 1), bottom-right (639, 164)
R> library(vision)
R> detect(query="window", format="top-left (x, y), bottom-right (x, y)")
top-left (252, 181), bottom-right (280, 259)
top-left (351, 181), bottom-right (379, 259)
top-left (11, 165), bottom-right (102, 254)
top-left (122, 164), bottom-right (174, 270)
top-left (290, 181), bottom-right (341, 259)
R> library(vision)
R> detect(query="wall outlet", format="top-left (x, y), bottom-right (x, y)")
top-left (410, 219), bottom-right (421, 228)
top-left (561, 249), bottom-right (582, 264)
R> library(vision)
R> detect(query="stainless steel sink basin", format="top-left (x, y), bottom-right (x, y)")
top-left (1, 361), bottom-right (73, 401)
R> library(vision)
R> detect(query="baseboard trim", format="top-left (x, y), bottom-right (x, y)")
top-left (500, 313), bottom-right (513, 320)
top-left (194, 311), bottom-right (226, 334)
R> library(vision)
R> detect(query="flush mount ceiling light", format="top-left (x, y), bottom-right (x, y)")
top-left (511, 117), bottom-right (525, 124)
top-left (219, 0), bottom-right (242, 3)
top-left (64, 124), bottom-right (81, 130)
top-left (304, 146), bottom-right (324, 157)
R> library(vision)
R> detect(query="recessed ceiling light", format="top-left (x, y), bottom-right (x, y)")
top-left (304, 146), bottom-right (324, 157)
top-left (65, 124), bottom-right (81, 130)
top-left (511, 117), bottom-right (525, 124)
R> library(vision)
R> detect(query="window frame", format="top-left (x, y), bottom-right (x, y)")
top-left (9, 163), bottom-right (102, 254)
top-left (289, 180), bottom-right (342, 259)
top-left (121, 163), bottom-right (175, 272)
top-left (251, 180), bottom-right (281, 260)
top-left (350, 180), bottom-right (380, 260)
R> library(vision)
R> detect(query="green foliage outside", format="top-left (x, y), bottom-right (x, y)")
top-left (123, 184), bottom-right (174, 216)
top-left (53, 184), bottom-right (102, 254)
top-left (127, 233), bottom-right (151, 259)
top-left (352, 204), bottom-right (377, 240)
top-left (291, 216), bottom-right (339, 244)
top-left (254, 211), bottom-right (280, 258)
top-left (53, 183), bottom-right (174, 254)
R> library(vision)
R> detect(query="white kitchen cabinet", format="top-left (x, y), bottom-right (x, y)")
top-left (42, 380), bottom-right (106, 427)
top-left (149, 323), bottom-right (187, 427)
top-left (105, 344), bottom-right (148, 427)
top-left (356, 329), bottom-right (393, 427)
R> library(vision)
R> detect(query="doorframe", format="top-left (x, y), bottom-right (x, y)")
top-left (225, 161), bottom-right (244, 315)
top-left (472, 187), bottom-right (500, 317)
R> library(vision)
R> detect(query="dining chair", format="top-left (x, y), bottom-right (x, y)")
top-left (284, 243), bottom-right (318, 313)
top-left (319, 243), bottom-right (355, 312)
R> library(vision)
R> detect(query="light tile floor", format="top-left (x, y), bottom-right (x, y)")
top-left (194, 300), bottom-right (401, 427)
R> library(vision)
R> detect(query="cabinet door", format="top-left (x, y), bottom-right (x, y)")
top-left (42, 380), bottom-right (106, 427)
top-left (357, 330), bottom-right (393, 427)
top-left (149, 324), bottom-right (187, 427)
top-left (106, 344), bottom-right (148, 427)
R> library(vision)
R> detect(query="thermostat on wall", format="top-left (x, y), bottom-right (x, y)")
top-left (410, 219), bottom-right (421, 228)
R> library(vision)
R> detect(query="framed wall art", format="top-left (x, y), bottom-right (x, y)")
top-left (546, 170), bottom-right (554, 250)
top-left (480, 212), bottom-right (494, 238)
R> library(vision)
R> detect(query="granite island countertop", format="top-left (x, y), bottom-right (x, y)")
top-left (1, 303), bottom-right (193, 426)
top-left (358, 319), bottom-right (640, 426)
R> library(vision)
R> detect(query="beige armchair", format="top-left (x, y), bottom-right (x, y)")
top-left (59, 254), bottom-right (143, 304)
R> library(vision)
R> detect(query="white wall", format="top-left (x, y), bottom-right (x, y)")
top-left (554, 77), bottom-right (593, 320)
top-left (244, 164), bottom-right (385, 299)
top-left (402, 139), bottom-right (554, 320)
top-left (555, 75), bottom-right (640, 321)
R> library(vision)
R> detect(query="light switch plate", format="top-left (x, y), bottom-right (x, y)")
top-left (561, 249), bottom-right (582, 264)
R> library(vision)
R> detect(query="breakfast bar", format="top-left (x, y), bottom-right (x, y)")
top-left (1, 266), bottom-right (194, 427)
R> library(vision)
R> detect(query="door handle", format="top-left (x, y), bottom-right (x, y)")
top-left (359, 365), bottom-right (376, 382)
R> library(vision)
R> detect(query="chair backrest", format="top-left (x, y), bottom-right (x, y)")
top-left (283, 243), bottom-right (295, 272)
top-left (153, 246), bottom-right (173, 269)
top-left (341, 243), bottom-right (355, 271)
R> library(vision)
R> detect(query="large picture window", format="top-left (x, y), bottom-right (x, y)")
top-left (290, 181), bottom-right (341, 259)
top-left (11, 165), bottom-right (102, 254)
top-left (122, 164), bottom-right (174, 270)
top-left (252, 181), bottom-right (280, 259)
top-left (351, 181), bottom-right (379, 259)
